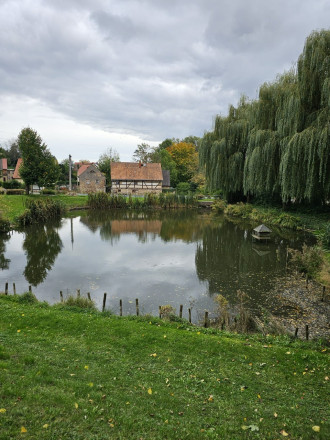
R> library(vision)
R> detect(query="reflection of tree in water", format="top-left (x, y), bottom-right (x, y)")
top-left (195, 220), bottom-right (303, 310)
top-left (23, 220), bottom-right (63, 286)
top-left (0, 234), bottom-right (10, 270)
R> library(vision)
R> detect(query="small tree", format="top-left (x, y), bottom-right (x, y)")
top-left (98, 147), bottom-right (120, 187)
top-left (18, 127), bottom-right (59, 193)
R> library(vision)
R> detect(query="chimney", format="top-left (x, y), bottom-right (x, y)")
top-left (139, 160), bottom-right (142, 168)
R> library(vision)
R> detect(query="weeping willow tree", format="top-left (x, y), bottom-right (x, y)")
top-left (200, 96), bottom-right (254, 202)
top-left (201, 29), bottom-right (330, 205)
top-left (280, 30), bottom-right (330, 204)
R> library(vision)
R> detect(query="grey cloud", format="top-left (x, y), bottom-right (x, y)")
top-left (0, 0), bottom-right (329, 145)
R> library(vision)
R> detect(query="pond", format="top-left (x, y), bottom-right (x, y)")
top-left (0, 209), bottom-right (315, 323)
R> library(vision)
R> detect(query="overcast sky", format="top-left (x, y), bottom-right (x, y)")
top-left (0, 0), bottom-right (328, 162)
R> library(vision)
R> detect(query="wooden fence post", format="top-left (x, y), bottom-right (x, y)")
top-left (321, 285), bottom-right (326, 302)
top-left (120, 299), bottom-right (123, 316)
top-left (5, 282), bottom-right (8, 295)
top-left (305, 324), bottom-right (309, 340)
top-left (136, 298), bottom-right (139, 316)
top-left (13, 283), bottom-right (16, 295)
top-left (179, 305), bottom-right (183, 319)
top-left (29, 285), bottom-right (32, 292)
top-left (60, 291), bottom-right (63, 302)
top-left (102, 293), bottom-right (107, 312)
top-left (77, 289), bottom-right (80, 297)
top-left (294, 328), bottom-right (299, 338)
top-left (188, 308), bottom-right (191, 323)
top-left (159, 306), bottom-right (162, 319)
top-left (87, 292), bottom-right (91, 301)
top-left (204, 311), bottom-right (209, 328)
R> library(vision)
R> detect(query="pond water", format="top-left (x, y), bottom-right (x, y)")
top-left (0, 210), bottom-right (315, 322)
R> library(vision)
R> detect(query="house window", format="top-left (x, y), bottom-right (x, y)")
top-left (96, 180), bottom-right (99, 184)
top-left (86, 179), bottom-right (90, 184)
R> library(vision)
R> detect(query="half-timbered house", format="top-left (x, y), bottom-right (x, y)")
top-left (111, 162), bottom-right (163, 195)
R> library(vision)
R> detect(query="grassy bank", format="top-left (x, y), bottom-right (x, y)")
top-left (0, 194), bottom-right (88, 224)
top-left (0, 295), bottom-right (329, 440)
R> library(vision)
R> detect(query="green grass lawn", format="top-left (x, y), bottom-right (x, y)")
top-left (0, 295), bottom-right (328, 439)
top-left (0, 195), bottom-right (88, 223)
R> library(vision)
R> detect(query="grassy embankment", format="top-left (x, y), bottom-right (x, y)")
top-left (0, 194), bottom-right (88, 224)
top-left (0, 294), bottom-right (329, 440)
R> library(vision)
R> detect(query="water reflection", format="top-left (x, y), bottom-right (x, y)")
top-left (0, 210), bottom-right (314, 317)
top-left (22, 220), bottom-right (63, 286)
top-left (0, 233), bottom-right (10, 270)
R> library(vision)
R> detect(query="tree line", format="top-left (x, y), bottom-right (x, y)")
top-left (200, 29), bottom-right (330, 205)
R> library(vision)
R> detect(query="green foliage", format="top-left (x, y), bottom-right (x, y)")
top-left (97, 147), bottom-right (120, 186)
top-left (176, 182), bottom-right (190, 194)
top-left (0, 180), bottom-right (24, 189)
top-left (4, 189), bottom-right (25, 195)
top-left (289, 244), bottom-right (324, 277)
top-left (0, 215), bottom-right (10, 233)
top-left (88, 192), bottom-right (198, 209)
top-left (17, 291), bottom-right (38, 304)
top-left (62, 295), bottom-right (96, 310)
top-left (201, 30), bottom-right (330, 205)
top-left (18, 127), bottom-right (60, 191)
top-left (224, 202), bottom-right (253, 218)
top-left (211, 199), bottom-right (227, 213)
top-left (17, 198), bottom-right (65, 227)
top-left (322, 223), bottom-right (330, 250)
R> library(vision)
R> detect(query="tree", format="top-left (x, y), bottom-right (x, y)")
top-left (151, 148), bottom-right (178, 187)
top-left (18, 127), bottom-right (59, 193)
top-left (132, 143), bottom-right (153, 163)
top-left (167, 142), bottom-right (198, 184)
top-left (98, 147), bottom-right (120, 186)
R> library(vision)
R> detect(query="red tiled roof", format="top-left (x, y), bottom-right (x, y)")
top-left (13, 158), bottom-right (23, 179)
top-left (0, 158), bottom-right (7, 170)
top-left (77, 164), bottom-right (90, 177)
top-left (111, 162), bottom-right (163, 181)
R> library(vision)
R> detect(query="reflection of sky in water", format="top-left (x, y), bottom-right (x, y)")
top-left (0, 212), bottom-right (314, 321)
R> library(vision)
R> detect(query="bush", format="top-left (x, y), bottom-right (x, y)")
top-left (0, 180), bottom-right (24, 189)
top-left (17, 198), bottom-right (66, 226)
top-left (289, 244), bottom-right (323, 277)
top-left (176, 182), bottom-right (190, 195)
top-left (6, 189), bottom-right (26, 195)
top-left (17, 291), bottom-right (38, 304)
top-left (0, 215), bottom-right (10, 233)
top-left (40, 188), bottom-right (56, 195)
top-left (212, 199), bottom-right (227, 213)
top-left (224, 202), bottom-right (253, 218)
top-left (62, 296), bottom-right (96, 309)
top-left (322, 223), bottom-right (330, 250)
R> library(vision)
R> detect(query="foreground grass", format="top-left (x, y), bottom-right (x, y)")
top-left (0, 195), bottom-right (88, 223)
top-left (0, 296), bottom-right (329, 439)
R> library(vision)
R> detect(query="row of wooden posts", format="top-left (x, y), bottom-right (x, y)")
top-left (2, 283), bottom-right (327, 340)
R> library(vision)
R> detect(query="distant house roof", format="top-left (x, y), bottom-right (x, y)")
top-left (111, 162), bottom-right (163, 181)
top-left (0, 158), bottom-right (8, 170)
top-left (162, 170), bottom-right (170, 187)
top-left (13, 158), bottom-right (23, 179)
top-left (77, 164), bottom-right (91, 177)
top-left (253, 224), bottom-right (272, 233)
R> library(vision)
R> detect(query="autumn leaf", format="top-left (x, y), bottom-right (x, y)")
top-left (280, 429), bottom-right (289, 436)
top-left (0, 408), bottom-right (6, 413)
top-left (74, 403), bottom-right (78, 409)
top-left (20, 427), bottom-right (27, 433)
top-left (312, 426), bottom-right (320, 432)
top-left (43, 424), bottom-right (49, 429)
top-left (148, 388), bottom-right (152, 395)
top-left (150, 353), bottom-right (157, 357)
top-left (84, 365), bottom-right (89, 370)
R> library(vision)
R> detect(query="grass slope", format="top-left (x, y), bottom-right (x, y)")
top-left (0, 296), bottom-right (329, 439)
top-left (0, 195), bottom-right (88, 223)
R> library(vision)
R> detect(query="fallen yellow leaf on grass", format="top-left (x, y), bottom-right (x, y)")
top-left (150, 353), bottom-right (157, 357)
top-left (109, 423), bottom-right (114, 428)
top-left (74, 403), bottom-right (78, 409)
top-left (0, 408), bottom-right (6, 413)
top-left (148, 388), bottom-right (152, 395)
top-left (17, 329), bottom-right (21, 333)
top-left (43, 424), bottom-right (49, 429)
top-left (280, 429), bottom-right (289, 436)
top-left (84, 365), bottom-right (89, 370)
top-left (20, 427), bottom-right (27, 433)
top-left (312, 426), bottom-right (320, 432)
